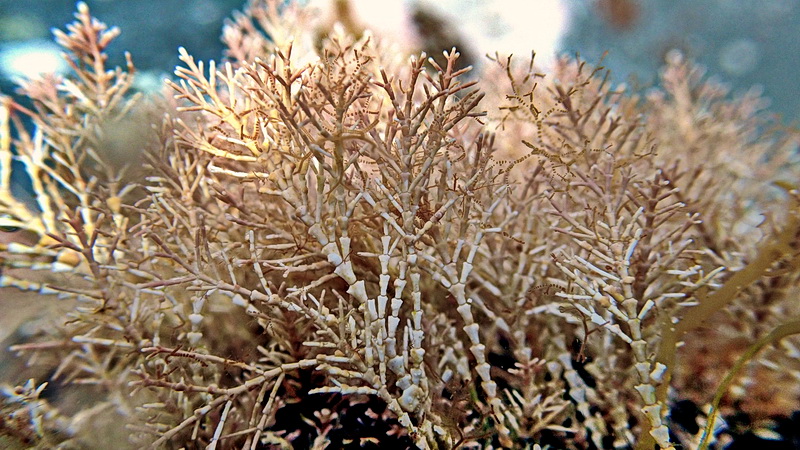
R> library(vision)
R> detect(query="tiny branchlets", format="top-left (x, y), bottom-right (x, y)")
top-left (2, 2), bottom-right (799, 449)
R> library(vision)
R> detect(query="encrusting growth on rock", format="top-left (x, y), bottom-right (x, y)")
top-left (1, 2), bottom-right (799, 449)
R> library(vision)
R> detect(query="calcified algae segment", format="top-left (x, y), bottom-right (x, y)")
top-left (1, 2), bottom-right (799, 449)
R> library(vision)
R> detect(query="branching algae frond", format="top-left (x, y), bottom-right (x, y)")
top-left (1, 2), bottom-right (799, 449)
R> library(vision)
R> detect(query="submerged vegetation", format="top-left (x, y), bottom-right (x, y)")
top-left (1, 1), bottom-right (799, 448)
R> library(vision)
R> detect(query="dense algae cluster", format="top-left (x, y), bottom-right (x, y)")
top-left (1, 2), bottom-right (799, 449)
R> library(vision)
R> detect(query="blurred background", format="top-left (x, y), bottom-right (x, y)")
top-left (0, 0), bottom-right (798, 122)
